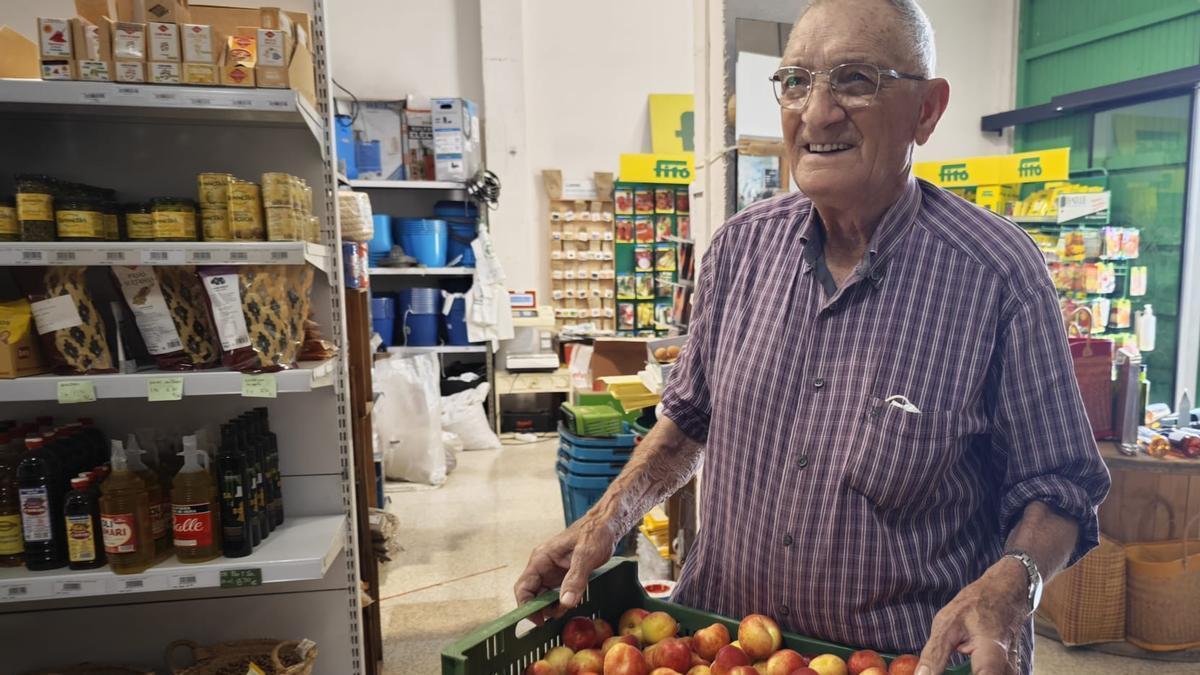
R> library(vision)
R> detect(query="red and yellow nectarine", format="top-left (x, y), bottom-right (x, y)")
top-left (546, 646), bottom-right (574, 675)
top-left (594, 618), bottom-right (615, 643)
top-left (806, 654), bottom-right (848, 675)
top-left (641, 611), bottom-right (680, 645)
top-left (847, 651), bottom-right (886, 675)
top-left (605, 642), bottom-right (650, 675)
top-left (567, 649), bottom-right (604, 675)
top-left (765, 649), bottom-right (807, 675)
top-left (693, 623), bottom-right (732, 661)
top-left (887, 655), bottom-right (918, 675)
top-left (737, 615), bottom-right (783, 661)
top-left (711, 645), bottom-right (752, 675)
top-left (563, 617), bottom-right (598, 651)
top-left (603, 634), bottom-right (641, 657)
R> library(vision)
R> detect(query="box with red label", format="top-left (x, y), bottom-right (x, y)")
top-left (115, 59), bottom-right (145, 83)
top-left (148, 21), bottom-right (180, 62)
top-left (182, 61), bottom-right (218, 85)
top-left (0, 300), bottom-right (47, 379)
top-left (181, 23), bottom-right (215, 63)
top-left (150, 61), bottom-right (181, 84)
top-left (71, 17), bottom-right (114, 82)
top-left (220, 33), bottom-right (256, 87)
top-left (38, 18), bottom-right (73, 58)
top-left (112, 21), bottom-right (146, 60)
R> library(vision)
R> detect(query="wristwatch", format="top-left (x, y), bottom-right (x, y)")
top-left (1003, 549), bottom-right (1043, 614)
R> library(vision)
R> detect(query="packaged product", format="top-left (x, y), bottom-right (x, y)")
top-left (19, 267), bottom-right (115, 374)
top-left (614, 189), bottom-right (634, 215)
top-left (71, 17), bottom-right (114, 82)
top-left (181, 24), bottom-right (216, 63)
top-left (151, 197), bottom-right (197, 240)
top-left (182, 62), bottom-right (218, 85)
top-left (55, 198), bottom-right (105, 241)
top-left (16, 174), bottom-right (56, 242)
top-left (124, 203), bottom-right (154, 240)
top-left (1121, 228), bottom-right (1140, 259)
top-left (220, 34), bottom-right (256, 87)
top-left (655, 188), bottom-right (675, 214)
top-left (114, 59), bottom-right (145, 83)
top-left (197, 172), bottom-right (232, 209)
top-left (147, 22), bottom-right (180, 62)
top-left (111, 266), bottom-right (221, 371)
top-left (634, 189), bottom-right (655, 214)
top-left (265, 207), bottom-right (300, 241)
top-left (228, 181), bottom-right (264, 241)
top-left (201, 208), bottom-right (231, 241)
top-left (0, 198), bottom-right (16, 241)
top-left (299, 314), bottom-right (338, 361)
top-left (150, 61), bottom-right (181, 84)
top-left (198, 265), bottom-right (313, 373)
top-left (0, 299), bottom-right (47, 379)
top-left (112, 22), bottom-right (146, 60)
top-left (38, 18), bottom-right (73, 58)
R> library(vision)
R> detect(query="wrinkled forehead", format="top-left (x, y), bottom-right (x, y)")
top-left (782, 5), bottom-right (908, 70)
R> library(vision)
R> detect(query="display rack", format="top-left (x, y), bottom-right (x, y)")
top-left (0, 2), bottom-right (364, 673)
top-left (613, 181), bottom-right (690, 336)
top-left (544, 170), bottom-right (616, 332)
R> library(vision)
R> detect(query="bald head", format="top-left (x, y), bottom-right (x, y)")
top-left (794, 0), bottom-right (936, 77)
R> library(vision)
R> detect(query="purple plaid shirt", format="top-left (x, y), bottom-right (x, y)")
top-left (662, 178), bottom-right (1110, 669)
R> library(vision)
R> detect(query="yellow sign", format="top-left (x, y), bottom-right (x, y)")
top-left (915, 148), bottom-right (1070, 188)
top-left (56, 381), bottom-right (96, 404)
top-left (649, 94), bottom-right (695, 154)
top-left (619, 153), bottom-right (695, 185)
top-left (241, 374), bottom-right (278, 399)
top-left (147, 376), bottom-right (184, 402)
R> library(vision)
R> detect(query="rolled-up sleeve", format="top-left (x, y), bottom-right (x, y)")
top-left (991, 280), bottom-right (1111, 566)
top-left (660, 236), bottom-right (722, 443)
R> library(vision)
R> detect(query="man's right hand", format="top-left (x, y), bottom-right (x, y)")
top-left (513, 514), bottom-right (618, 623)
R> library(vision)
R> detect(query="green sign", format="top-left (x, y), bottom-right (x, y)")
top-left (147, 376), bottom-right (184, 402)
top-left (219, 568), bottom-right (262, 589)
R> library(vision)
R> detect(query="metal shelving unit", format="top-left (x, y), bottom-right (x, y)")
top-left (342, 177), bottom-right (466, 190)
top-left (368, 266), bottom-right (474, 276)
top-left (387, 345), bottom-right (488, 355)
top-left (0, 2), bottom-right (364, 673)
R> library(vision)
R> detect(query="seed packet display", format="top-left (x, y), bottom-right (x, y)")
top-left (655, 244), bottom-right (676, 271)
top-left (614, 187), bottom-right (634, 215)
top-left (618, 302), bottom-right (635, 330)
top-left (615, 217), bottom-right (634, 243)
top-left (675, 188), bottom-right (690, 214)
top-left (616, 274), bottom-right (636, 299)
top-left (635, 273), bottom-right (655, 299)
top-left (634, 188), bottom-right (655, 215)
top-left (678, 243), bottom-right (695, 280)
top-left (657, 273), bottom-right (675, 298)
top-left (634, 245), bottom-right (654, 272)
top-left (655, 301), bottom-right (674, 329)
top-left (676, 215), bottom-right (691, 240)
top-left (634, 217), bottom-right (655, 243)
top-left (636, 302), bottom-right (656, 329)
top-left (655, 188), bottom-right (675, 214)
top-left (656, 215), bottom-right (674, 242)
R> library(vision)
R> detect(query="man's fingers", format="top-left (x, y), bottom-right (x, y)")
top-left (918, 614), bottom-right (962, 675)
top-left (965, 637), bottom-right (1011, 675)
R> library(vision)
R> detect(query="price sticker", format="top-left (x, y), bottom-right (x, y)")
top-left (54, 250), bottom-right (78, 262)
top-left (57, 381), bottom-right (97, 404)
top-left (81, 91), bottom-right (108, 103)
top-left (189, 97), bottom-right (213, 106)
top-left (153, 92), bottom-right (178, 102)
top-left (114, 86), bottom-right (141, 98)
top-left (2, 584), bottom-right (30, 600)
top-left (190, 251), bottom-right (213, 262)
top-left (232, 98), bottom-right (254, 107)
top-left (270, 250), bottom-right (291, 261)
top-left (55, 579), bottom-right (102, 596)
top-left (229, 250), bottom-right (250, 261)
top-left (169, 572), bottom-right (209, 589)
top-left (20, 250), bottom-right (44, 263)
top-left (241, 374), bottom-right (278, 399)
top-left (105, 250), bottom-right (127, 262)
top-left (141, 249), bottom-right (184, 265)
top-left (109, 576), bottom-right (160, 593)
top-left (147, 376), bottom-right (184, 402)
top-left (220, 568), bottom-right (263, 589)
top-left (267, 99), bottom-right (291, 109)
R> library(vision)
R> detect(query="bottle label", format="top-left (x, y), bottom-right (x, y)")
top-left (173, 502), bottom-right (214, 547)
top-left (56, 210), bottom-right (104, 238)
top-left (18, 487), bottom-right (53, 543)
top-left (101, 512), bottom-right (139, 553)
top-left (0, 514), bottom-right (24, 555)
top-left (66, 514), bottom-right (97, 562)
top-left (150, 501), bottom-right (168, 539)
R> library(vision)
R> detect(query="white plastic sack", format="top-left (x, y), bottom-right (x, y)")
top-left (441, 382), bottom-right (500, 450)
top-left (374, 353), bottom-right (446, 484)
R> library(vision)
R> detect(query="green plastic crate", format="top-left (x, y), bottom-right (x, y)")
top-left (441, 558), bottom-right (969, 674)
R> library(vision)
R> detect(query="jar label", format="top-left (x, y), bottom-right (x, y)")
top-left (66, 514), bottom-right (98, 562)
top-left (198, 174), bottom-right (230, 207)
top-left (101, 512), bottom-right (139, 553)
top-left (150, 501), bottom-right (168, 539)
top-left (262, 182), bottom-right (291, 207)
top-left (0, 514), bottom-right (24, 555)
top-left (17, 193), bottom-right (53, 221)
top-left (202, 209), bottom-right (231, 240)
top-left (0, 206), bottom-right (17, 235)
top-left (172, 502), bottom-right (214, 547)
top-left (18, 487), bottom-right (53, 543)
top-left (56, 210), bottom-right (104, 238)
top-left (153, 210), bottom-right (196, 239)
top-left (103, 213), bottom-right (119, 241)
top-left (126, 213), bottom-right (154, 239)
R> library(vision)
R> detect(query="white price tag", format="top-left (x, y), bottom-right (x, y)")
top-left (152, 91), bottom-right (178, 102)
top-left (232, 98), bottom-right (255, 108)
top-left (189, 250), bottom-right (213, 263)
top-left (1, 584), bottom-right (30, 600)
top-left (267, 99), bottom-right (291, 109)
top-left (53, 250), bottom-right (78, 263)
top-left (18, 249), bottom-right (44, 264)
top-left (81, 91), bottom-right (108, 103)
top-left (228, 250), bottom-right (250, 261)
top-left (109, 575), bottom-right (166, 594)
top-left (104, 250), bottom-right (128, 263)
top-left (188, 96), bottom-right (213, 106)
top-left (168, 572), bottom-right (214, 589)
top-left (269, 250), bottom-right (291, 262)
top-left (55, 579), bottom-right (102, 596)
top-left (114, 86), bottom-right (142, 98)
top-left (141, 249), bottom-right (185, 265)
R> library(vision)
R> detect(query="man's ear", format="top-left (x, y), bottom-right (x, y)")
top-left (914, 78), bottom-right (950, 147)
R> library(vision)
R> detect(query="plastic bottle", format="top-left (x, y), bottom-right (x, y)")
top-left (126, 434), bottom-right (170, 557)
top-left (172, 435), bottom-right (221, 563)
top-left (1136, 304), bottom-right (1156, 352)
top-left (100, 440), bottom-right (154, 574)
top-left (16, 436), bottom-right (67, 570)
top-left (0, 462), bottom-right (23, 567)
top-left (255, 408), bottom-right (284, 528)
top-left (217, 424), bottom-right (253, 558)
top-left (64, 475), bottom-right (105, 570)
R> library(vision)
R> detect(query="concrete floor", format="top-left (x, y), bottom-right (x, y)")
top-left (380, 439), bottom-right (1187, 674)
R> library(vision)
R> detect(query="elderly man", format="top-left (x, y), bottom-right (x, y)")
top-left (516, 1), bottom-right (1110, 672)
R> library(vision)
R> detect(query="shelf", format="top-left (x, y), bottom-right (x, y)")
top-left (386, 345), bottom-right (488, 355)
top-left (0, 515), bottom-right (345, 605)
top-left (369, 266), bottom-right (474, 276)
top-left (0, 359), bottom-right (336, 403)
top-left (341, 177), bottom-right (466, 190)
top-left (0, 242), bottom-right (332, 272)
top-left (0, 79), bottom-right (323, 146)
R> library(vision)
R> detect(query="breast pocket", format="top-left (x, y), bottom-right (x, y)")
top-left (845, 396), bottom-right (962, 513)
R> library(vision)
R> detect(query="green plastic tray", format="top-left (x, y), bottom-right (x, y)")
top-left (442, 558), bottom-right (969, 674)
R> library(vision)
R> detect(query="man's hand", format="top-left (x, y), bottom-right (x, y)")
top-left (513, 514), bottom-right (617, 624)
top-left (917, 558), bottom-right (1028, 675)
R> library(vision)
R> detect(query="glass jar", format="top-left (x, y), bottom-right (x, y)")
top-left (55, 198), bottom-right (105, 241)
top-left (15, 174), bottom-right (56, 241)
top-left (0, 197), bottom-right (17, 242)
top-left (124, 203), bottom-right (154, 240)
top-left (151, 197), bottom-right (198, 241)
top-left (101, 201), bottom-right (121, 241)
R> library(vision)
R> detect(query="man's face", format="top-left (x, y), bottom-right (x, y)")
top-left (781, 0), bottom-right (943, 204)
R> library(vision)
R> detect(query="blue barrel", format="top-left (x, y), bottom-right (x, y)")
top-left (403, 313), bottom-right (440, 346)
top-left (335, 115), bottom-right (357, 179)
top-left (367, 215), bottom-right (392, 266)
top-left (370, 295), bottom-right (396, 345)
top-left (394, 218), bottom-right (448, 267)
top-left (435, 201), bottom-right (479, 268)
top-left (443, 295), bottom-right (469, 345)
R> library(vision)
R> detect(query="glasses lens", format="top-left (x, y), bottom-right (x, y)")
top-left (776, 69), bottom-right (811, 108)
top-left (832, 64), bottom-right (880, 107)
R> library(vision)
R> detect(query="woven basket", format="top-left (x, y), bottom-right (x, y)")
top-left (1125, 514), bottom-right (1200, 651)
top-left (166, 639), bottom-right (318, 675)
top-left (23, 666), bottom-right (153, 675)
top-left (1036, 534), bottom-right (1126, 645)
top-left (1068, 308), bottom-right (1115, 440)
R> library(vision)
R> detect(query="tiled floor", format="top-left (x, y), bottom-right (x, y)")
top-left (381, 439), bottom-right (1192, 674)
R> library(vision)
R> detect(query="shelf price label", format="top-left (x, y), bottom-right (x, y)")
top-left (1, 584), bottom-right (30, 601)
top-left (241, 374), bottom-right (278, 399)
top-left (57, 381), bottom-right (97, 404)
top-left (168, 572), bottom-right (213, 589)
top-left (109, 576), bottom-right (166, 593)
top-left (148, 376), bottom-right (184, 402)
top-left (55, 579), bottom-right (102, 596)
top-left (142, 249), bottom-right (185, 265)
top-left (220, 568), bottom-right (263, 589)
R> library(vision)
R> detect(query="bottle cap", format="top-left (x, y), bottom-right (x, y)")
top-left (70, 476), bottom-right (89, 490)
top-left (110, 439), bottom-right (128, 471)
top-left (177, 434), bottom-right (206, 472)
top-left (25, 436), bottom-right (44, 449)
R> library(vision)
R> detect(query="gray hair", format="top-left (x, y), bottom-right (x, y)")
top-left (798, 0), bottom-right (937, 77)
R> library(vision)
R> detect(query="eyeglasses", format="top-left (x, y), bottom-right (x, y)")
top-left (770, 63), bottom-right (926, 111)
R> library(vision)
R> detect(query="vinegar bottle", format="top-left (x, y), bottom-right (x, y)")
top-left (100, 440), bottom-right (154, 574)
top-left (217, 425), bottom-right (253, 558)
top-left (16, 436), bottom-right (67, 570)
top-left (0, 465), bottom-right (23, 567)
top-left (64, 475), bottom-right (105, 570)
top-left (126, 434), bottom-right (170, 557)
top-left (172, 435), bottom-right (221, 563)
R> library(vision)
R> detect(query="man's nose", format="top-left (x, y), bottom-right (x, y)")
top-left (801, 78), bottom-right (848, 129)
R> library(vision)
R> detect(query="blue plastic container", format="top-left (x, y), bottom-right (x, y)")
top-left (356, 140), bottom-right (381, 176)
top-left (335, 115), bottom-right (357, 179)
top-left (394, 218), bottom-right (449, 267)
top-left (371, 296), bottom-right (396, 345)
top-left (403, 287), bottom-right (441, 314)
top-left (557, 452), bottom-right (626, 478)
top-left (444, 296), bottom-right (470, 345)
top-left (557, 462), bottom-right (619, 525)
top-left (435, 201), bottom-right (480, 267)
top-left (558, 423), bottom-right (640, 451)
top-left (403, 312), bottom-right (440, 346)
top-left (367, 215), bottom-right (392, 265)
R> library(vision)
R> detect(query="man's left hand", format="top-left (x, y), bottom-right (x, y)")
top-left (917, 557), bottom-right (1029, 675)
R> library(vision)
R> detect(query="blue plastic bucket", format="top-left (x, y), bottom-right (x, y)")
top-left (403, 287), bottom-right (440, 315)
top-left (370, 296), bottom-right (395, 345)
top-left (335, 115), bottom-right (357, 179)
top-left (443, 296), bottom-right (469, 345)
top-left (394, 218), bottom-right (448, 267)
top-left (367, 215), bottom-right (392, 265)
top-left (435, 201), bottom-right (479, 268)
top-left (403, 312), bottom-right (440, 346)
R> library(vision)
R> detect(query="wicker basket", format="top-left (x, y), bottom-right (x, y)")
top-left (166, 639), bottom-right (318, 675)
top-left (23, 666), bottom-right (154, 675)
top-left (1035, 534), bottom-right (1126, 645)
top-left (1125, 515), bottom-right (1200, 651)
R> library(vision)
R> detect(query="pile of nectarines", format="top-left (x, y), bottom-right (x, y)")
top-left (524, 610), bottom-right (921, 675)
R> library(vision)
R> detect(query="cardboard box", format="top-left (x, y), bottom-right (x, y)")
top-left (591, 338), bottom-right (650, 383)
top-left (220, 34), bottom-right (255, 87)
top-left (256, 27), bottom-right (288, 67)
top-left (404, 96), bottom-right (435, 181)
top-left (182, 61), bottom-right (218, 85)
top-left (143, 0), bottom-right (190, 23)
top-left (38, 18), bottom-right (74, 59)
top-left (70, 17), bottom-right (113, 81)
top-left (77, 60), bottom-right (113, 81)
top-left (0, 27), bottom-right (41, 79)
top-left (147, 20), bottom-right (180, 61)
top-left (181, 23), bottom-right (214, 63)
top-left (112, 21), bottom-right (146, 60)
top-left (358, 101), bottom-right (406, 181)
top-left (150, 60), bottom-right (180, 83)
top-left (431, 98), bottom-right (482, 182)
top-left (975, 184), bottom-right (1020, 215)
top-left (41, 60), bottom-right (74, 80)
top-left (286, 42), bottom-right (315, 106)
top-left (115, 58), bottom-right (145, 82)
top-left (0, 300), bottom-right (47, 379)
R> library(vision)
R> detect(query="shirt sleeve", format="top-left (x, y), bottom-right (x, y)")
top-left (660, 236), bottom-right (722, 443)
top-left (990, 280), bottom-right (1112, 566)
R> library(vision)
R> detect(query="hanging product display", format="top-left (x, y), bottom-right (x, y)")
top-left (614, 181), bottom-right (688, 336)
top-left (544, 170), bottom-right (616, 333)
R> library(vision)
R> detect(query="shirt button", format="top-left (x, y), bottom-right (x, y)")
top-left (813, 377), bottom-right (825, 389)
top-left (797, 454), bottom-right (809, 469)
top-left (782, 534), bottom-right (793, 546)
top-left (779, 604), bottom-right (790, 617)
